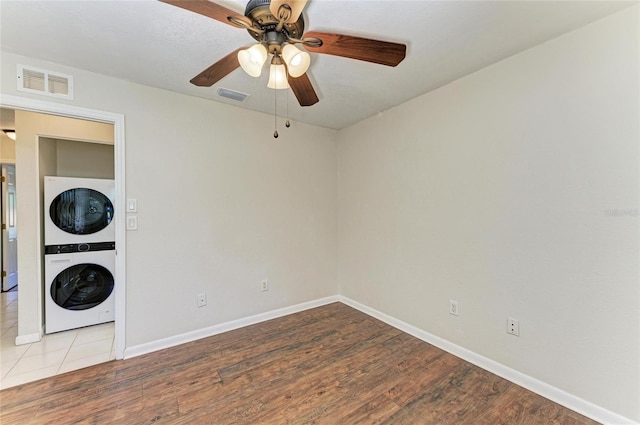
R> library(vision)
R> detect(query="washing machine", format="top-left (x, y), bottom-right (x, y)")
top-left (44, 176), bottom-right (115, 246)
top-left (44, 244), bottom-right (115, 334)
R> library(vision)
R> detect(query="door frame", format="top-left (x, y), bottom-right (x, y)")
top-left (0, 94), bottom-right (126, 359)
top-left (1, 163), bottom-right (18, 292)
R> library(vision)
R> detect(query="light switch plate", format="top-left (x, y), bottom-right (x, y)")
top-left (127, 199), bottom-right (138, 212)
top-left (126, 215), bottom-right (138, 230)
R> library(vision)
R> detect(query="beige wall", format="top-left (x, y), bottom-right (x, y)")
top-left (2, 51), bottom-right (339, 350)
top-left (338, 6), bottom-right (639, 421)
top-left (0, 134), bottom-right (15, 163)
top-left (55, 139), bottom-right (114, 179)
top-left (1, 108), bottom-right (16, 163)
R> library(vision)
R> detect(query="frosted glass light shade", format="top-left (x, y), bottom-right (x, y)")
top-left (282, 44), bottom-right (310, 78)
top-left (2, 130), bottom-right (16, 140)
top-left (238, 44), bottom-right (268, 77)
top-left (267, 64), bottom-right (290, 89)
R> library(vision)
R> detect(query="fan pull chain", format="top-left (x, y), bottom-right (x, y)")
top-left (285, 89), bottom-right (291, 128)
top-left (273, 79), bottom-right (279, 139)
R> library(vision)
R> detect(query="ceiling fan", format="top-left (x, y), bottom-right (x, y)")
top-left (160, 0), bottom-right (407, 107)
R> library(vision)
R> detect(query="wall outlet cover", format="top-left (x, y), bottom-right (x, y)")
top-left (449, 300), bottom-right (459, 316)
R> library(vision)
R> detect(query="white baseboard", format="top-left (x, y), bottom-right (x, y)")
top-left (15, 328), bottom-right (42, 345)
top-left (123, 294), bottom-right (636, 424)
top-left (124, 295), bottom-right (340, 359)
top-left (338, 296), bottom-right (638, 425)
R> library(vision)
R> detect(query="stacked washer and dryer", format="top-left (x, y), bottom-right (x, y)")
top-left (44, 176), bottom-right (116, 334)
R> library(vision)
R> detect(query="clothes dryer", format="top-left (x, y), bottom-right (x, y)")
top-left (44, 245), bottom-right (115, 334)
top-left (44, 176), bottom-right (115, 245)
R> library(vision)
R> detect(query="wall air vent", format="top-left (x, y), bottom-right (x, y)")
top-left (217, 88), bottom-right (249, 102)
top-left (17, 65), bottom-right (74, 100)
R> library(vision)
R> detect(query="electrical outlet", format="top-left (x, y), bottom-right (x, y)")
top-left (449, 300), bottom-right (459, 316)
top-left (261, 279), bottom-right (269, 292)
top-left (507, 318), bottom-right (520, 336)
top-left (197, 293), bottom-right (207, 307)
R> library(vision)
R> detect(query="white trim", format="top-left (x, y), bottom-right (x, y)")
top-left (124, 296), bottom-right (340, 359)
top-left (15, 327), bottom-right (42, 345)
top-left (338, 296), bottom-right (638, 425)
top-left (0, 94), bottom-right (127, 360)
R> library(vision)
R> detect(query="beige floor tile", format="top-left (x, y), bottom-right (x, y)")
top-left (0, 365), bottom-right (59, 390)
top-left (0, 290), bottom-right (114, 389)
top-left (65, 337), bottom-right (113, 362)
top-left (0, 324), bottom-right (18, 339)
top-left (23, 335), bottom-right (74, 357)
top-left (0, 343), bottom-right (29, 363)
top-left (44, 329), bottom-right (79, 342)
top-left (0, 319), bottom-right (18, 331)
top-left (7, 348), bottom-right (68, 376)
top-left (1, 314), bottom-right (16, 321)
top-left (59, 353), bottom-right (112, 375)
top-left (1, 358), bottom-right (18, 379)
top-left (74, 323), bottom-right (114, 345)
top-left (1, 310), bottom-right (18, 321)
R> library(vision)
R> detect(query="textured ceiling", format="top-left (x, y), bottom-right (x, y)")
top-left (0, 0), bottom-right (635, 130)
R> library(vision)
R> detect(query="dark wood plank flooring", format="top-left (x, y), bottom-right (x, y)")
top-left (0, 303), bottom-right (600, 424)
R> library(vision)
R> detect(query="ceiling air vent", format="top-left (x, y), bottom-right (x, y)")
top-left (217, 88), bottom-right (249, 102)
top-left (17, 65), bottom-right (74, 100)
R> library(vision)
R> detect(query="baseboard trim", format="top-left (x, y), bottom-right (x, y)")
top-left (124, 295), bottom-right (340, 359)
top-left (123, 295), bottom-right (636, 424)
top-left (338, 296), bottom-right (637, 425)
top-left (15, 328), bottom-right (42, 346)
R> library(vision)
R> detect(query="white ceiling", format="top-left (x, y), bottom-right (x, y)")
top-left (0, 0), bottom-right (635, 130)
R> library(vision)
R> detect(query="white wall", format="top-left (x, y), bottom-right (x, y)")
top-left (1, 51), bottom-right (339, 348)
top-left (338, 5), bottom-right (639, 422)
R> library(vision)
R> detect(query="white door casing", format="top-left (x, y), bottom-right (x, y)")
top-left (0, 94), bottom-right (126, 359)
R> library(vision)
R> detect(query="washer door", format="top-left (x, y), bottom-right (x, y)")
top-left (49, 188), bottom-right (114, 236)
top-left (50, 263), bottom-right (114, 310)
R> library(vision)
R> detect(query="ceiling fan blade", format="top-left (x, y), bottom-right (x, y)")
top-left (303, 31), bottom-right (406, 67)
top-left (159, 0), bottom-right (251, 29)
top-left (270, 0), bottom-right (307, 24)
top-left (288, 72), bottom-right (319, 106)
top-left (190, 48), bottom-right (244, 87)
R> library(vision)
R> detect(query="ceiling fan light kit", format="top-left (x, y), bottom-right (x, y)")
top-left (281, 44), bottom-right (310, 78)
top-left (161, 0), bottom-right (406, 99)
top-left (237, 43), bottom-right (268, 77)
top-left (160, 0), bottom-right (406, 135)
top-left (267, 57), bottom-right (289, 89)
top-left (2, 129), bottom-right (16, 140)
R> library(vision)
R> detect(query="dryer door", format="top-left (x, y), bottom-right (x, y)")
top-left (49, 188), bottom-right (114, 236)
top-left (50, 263), bottom-right (114, 310)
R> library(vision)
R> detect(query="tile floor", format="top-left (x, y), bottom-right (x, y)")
top-left (0, 289), bottom-right (115, 390)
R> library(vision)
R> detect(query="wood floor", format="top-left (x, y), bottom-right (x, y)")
top-left (0, 302), bottom-right (599, 424)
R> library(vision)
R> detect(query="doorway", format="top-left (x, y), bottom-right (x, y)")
top-left (0, 94), bottom-right (126, 362)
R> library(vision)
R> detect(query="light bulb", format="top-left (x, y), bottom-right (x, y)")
top-left (282, 44), bottom-right (310, 78)
top-left (238, 44), bottom-right (268, 77)
top-left (267, 64), bottom-right (290, 89)
top-left (2, 130), bottom-right (16, 140)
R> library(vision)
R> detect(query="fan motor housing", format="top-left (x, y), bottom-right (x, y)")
top-left (244, 0), bottom-right (305, 43)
